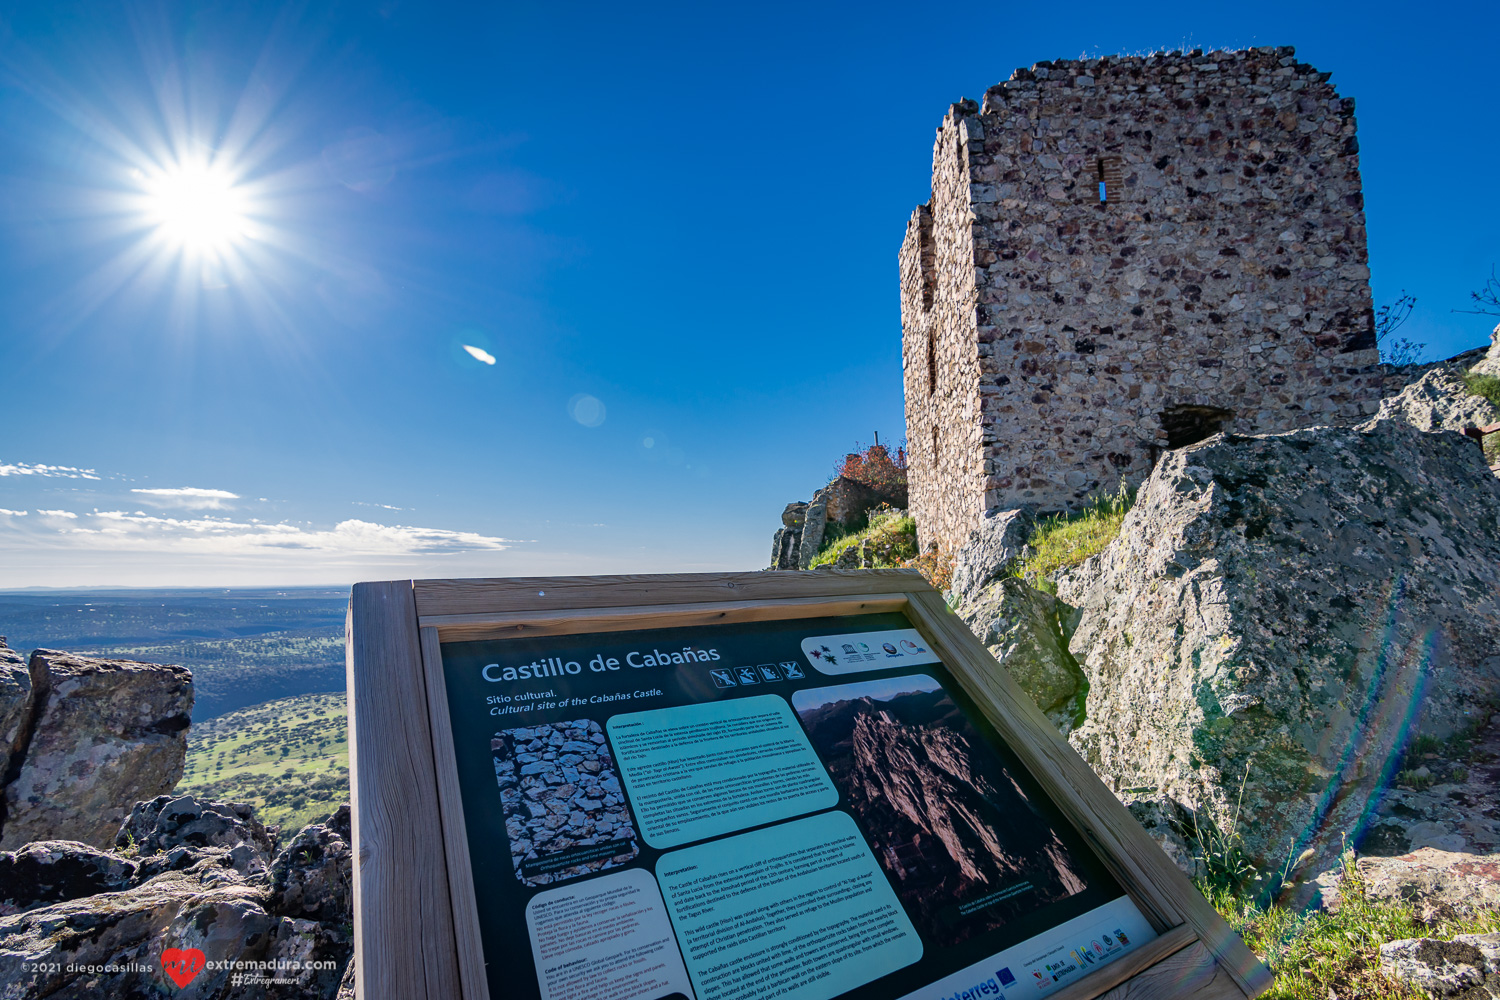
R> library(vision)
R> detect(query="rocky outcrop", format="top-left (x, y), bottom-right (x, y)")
top-left (953, 577), bottom-right (1086, 734)
top-left (1063, 415), bottom-right (1500, 873)
top-left (0, 649), bottom-right (192, 850)
top-left (119, 795), bottom-right (275, 876)
top-left (1375, 366), bottom-right (1500, 437)
top-left (1380, 933), bottom-right (1500, 998)
top-left (0, 797), bottom-right (352, 999)
top-left (770, 476), bottom-right (907, 570)
top-left (1313, 849), bottom-right (1500, 919)
top-left (947, 508), bottom-right (1031, 603)
top-left (0, 639), bottom-right (32, 788)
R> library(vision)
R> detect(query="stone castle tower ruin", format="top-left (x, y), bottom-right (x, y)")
top-left (900, 46), bottom-right (1383, 555)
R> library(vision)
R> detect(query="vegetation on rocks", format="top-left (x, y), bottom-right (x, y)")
top-left (1203, 853), bottom-right (1500, 999)
top-left (809, 510), bottom-right (916, 567)
top-left (1011, 483), bottom-right (1135, 591)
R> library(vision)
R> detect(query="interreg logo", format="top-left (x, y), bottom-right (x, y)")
top-left (938, 975), bottom-right (1006, 1000)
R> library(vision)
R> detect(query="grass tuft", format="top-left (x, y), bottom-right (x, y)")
top-left (1011, 482), bottom-right (1135, 588)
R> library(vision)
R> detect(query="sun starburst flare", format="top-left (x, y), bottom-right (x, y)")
top-left (137, 160), bottom-right (251, 255)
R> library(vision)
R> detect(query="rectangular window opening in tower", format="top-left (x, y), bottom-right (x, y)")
top-left (926, 329), bottom-right (937, 396)
top-left (917, 206), bottom-right (937, 310)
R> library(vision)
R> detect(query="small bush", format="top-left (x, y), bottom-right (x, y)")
top-left (835, 441), bottom-right (907, 495)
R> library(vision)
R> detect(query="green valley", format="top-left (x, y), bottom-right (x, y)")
top-left (178, 691), bottom-right (349, 833)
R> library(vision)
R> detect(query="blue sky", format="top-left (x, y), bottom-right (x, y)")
top-left (0, 1), bottom-right (1496, 587)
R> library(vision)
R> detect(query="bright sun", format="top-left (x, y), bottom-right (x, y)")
top-left (142, 161), bottom-right (249, 254)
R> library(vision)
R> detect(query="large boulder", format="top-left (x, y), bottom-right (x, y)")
top-left (0, 800), bottom-right (353, 999)
top-left (0, 650), bottom-right (192, 850)
top-left (1380, 933), bottom-right (1500, 998)
top-left (953, 577), bottom-right (1087, 734)
top-left (948, 508), bottom-right (1032, 603)
top-left (0, 638), bottom-right (32, 783)
top-left (1065, 416), bottom-right (1500, 873)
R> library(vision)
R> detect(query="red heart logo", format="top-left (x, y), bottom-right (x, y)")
top-left (161, 948), bottom-right (206, 989)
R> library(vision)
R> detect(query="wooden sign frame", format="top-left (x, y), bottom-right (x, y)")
top-left (346, 569), bottom-right (1271, 1000)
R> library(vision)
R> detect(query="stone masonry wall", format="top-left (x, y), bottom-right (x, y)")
top-left (900, 46), bottom-right (1383, 555)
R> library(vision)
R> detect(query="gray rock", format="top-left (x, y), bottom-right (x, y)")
top-left (1313, 849), bottom-right (1500, 917)
top-left (1468, 323), bottom-right (1500, 380)
top-left (1, 650), bottom-right (192, 850)
top-left (270, 805), bottom-right (351, 924)
top-left (797, 489), bottom-right (829, 569)
top-left (948, 508), bottom-right (1032, 603)
top-left (1375, 366), bottom-right (1500, 435)
top-left (118, 795), bottom-right (274, 875)
top-left (0, 840), bottom-right (138, 916)
top-left (1380, 934), bottom-right (1500, 997)
top-left (1066, 417), bottom-right (1500, 873)
top-left (953, 576), bottom-right (1087, 734)
top-left (335, 956), bottom-right (355, 1000)
top-left (0, 638), bottom-right (31, 786)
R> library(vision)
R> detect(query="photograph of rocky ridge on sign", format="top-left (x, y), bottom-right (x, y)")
top-left (793, 676), bottom-right (1088, 946)
top-left (493, 720), bottom-right (640, 886)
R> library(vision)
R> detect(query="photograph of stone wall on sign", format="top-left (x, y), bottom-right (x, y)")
top-left (345, 570), bottom-right (1271, 1000)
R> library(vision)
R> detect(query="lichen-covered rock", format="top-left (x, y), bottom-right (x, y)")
top-left (1314, 849), bottom-right (1500, 919)
top-left (1066, 416), bottom-right (1500, 872)
top-left (0, 638), bottom-right (32, 783)
top-left (948, 508), bottom-right (1032, 603)
top-left (1380, 933), bottom-right (1500, 998)
top-left (119, 795), bottom-right (274, 875)
top-left (335, 956), bottom-right (355, 1000)
top-left (0, 650), bottom-right (192, 850)
top-left (954, 577), bottom-right (1086, 734)
top-left (0, 840), bottom-right (138, 916)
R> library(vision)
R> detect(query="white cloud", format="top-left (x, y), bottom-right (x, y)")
top-left (0, 509), bottom-right (27, 516)
top-left (130, 487), bottom-right (241, 509)
top-left (353, 501), bottom-right (407, 511)
top-left (36, 509), bottom-right (78, 518)
top-left (0, 461), bottom-right (100, 480)
top-left (462, 344), bottom-right (496, 365)
top-left (41, 511), bottom-right (513, 556)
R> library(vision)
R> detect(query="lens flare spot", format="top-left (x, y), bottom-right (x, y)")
top-left (568, 394), bottom-right (606, 428)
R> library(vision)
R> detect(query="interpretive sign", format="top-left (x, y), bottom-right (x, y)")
top-left (346, 571), bottom-right (1270, 1000)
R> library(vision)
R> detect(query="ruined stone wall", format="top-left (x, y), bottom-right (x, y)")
top-left (900, 104), bottom-right (986, 555)
top-left (900, 46), bottom-right (1383, 555)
